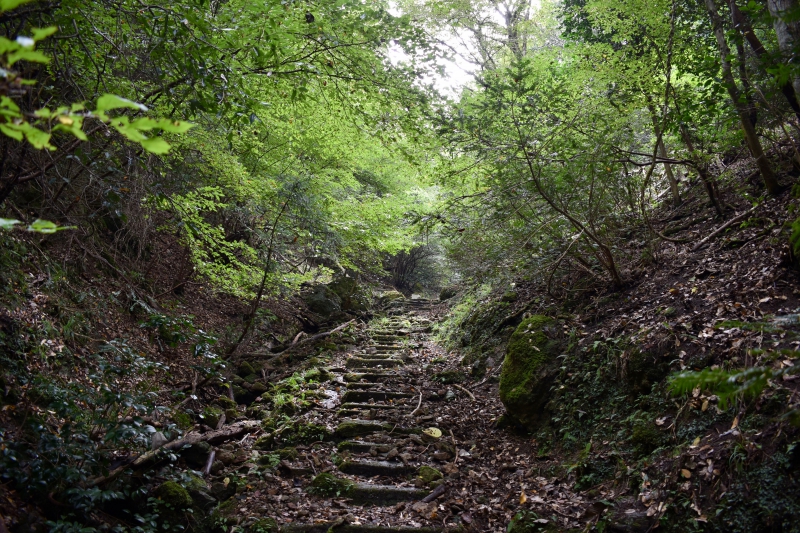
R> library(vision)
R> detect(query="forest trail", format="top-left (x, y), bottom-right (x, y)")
top-left (205, 300), bottom-right (596, 533)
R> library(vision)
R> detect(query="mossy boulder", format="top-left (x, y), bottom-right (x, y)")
top-left (631, 420), bottom-right (662, 456)
top-left (379, 290), bottom-right (405, 305)
top-left (276, 447), bottom-right (299, 461)
top-left (499, 315), bottom-right (563, 430)
top-left (308, 473), bottom-right (354, 497)
top-left (182, 441), bottom-right (211, 468)
top-left (155, 481), bottom-right (192, 509)
top-left (328, 275), bottom-right (369, 312)
top-left (439, 286), bottom-right (458, 301)
top-left (172, 411), bottom-right (193, 430)
top-left (237, 361), bottom-right (256, 377)
top-left (417, 466), bottom-right (443, 487)
top-left (303, 284), bottom-right (343, 317)
top-left (200, 406), bottom-right (223, 428)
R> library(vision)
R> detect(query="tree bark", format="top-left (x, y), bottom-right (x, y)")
top-left (646, 100), bottom-right (682, 206)
top-left (729, 0), bottom-right (800, 121)
top-left (704, 0), bottom-right (781, 194)
top-left (767, 0), bottom-right (800, 99)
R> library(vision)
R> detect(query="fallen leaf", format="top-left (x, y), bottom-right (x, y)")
top-left (681, 469), bottom-right (692, 479)
top-left (731, 416), bottom-right (739, 429)
top-left (520, 491), bottom-right (527, 505)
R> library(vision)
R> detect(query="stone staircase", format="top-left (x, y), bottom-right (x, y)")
top-left (259, 300), bottom-right (450, 532)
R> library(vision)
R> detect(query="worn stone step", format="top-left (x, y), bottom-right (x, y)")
top-left (348, 483), bottom-right (426, 505)
top-left (338, 459), bottom-right (415, 477)
top-left (282, 521), bottom-right (440, 532)
top-left (372, 344), bottom-right (404, 350)
top-left (345, 382), bottom-right (382, 390)
top-left (335, 419), bottom-right (393, 438)
top-left (347, 367), bottom-right (406, 374)
top-left (343, 372), bottom-right (397, 383)
top-left (355, 353), bottom-right (400, 360)
top-left (339, 402), bottom-right (399, 410)
top-left (337, 440), bottom-right (386, 453)
top-left (342, 390), bottom-right (412, 403)
top-left (372, 335), bottom-right (403, 342)
top-left (346, 358), bottom-right (403, 369)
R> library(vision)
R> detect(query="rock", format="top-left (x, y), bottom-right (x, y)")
top-left (308, 473), bottom-right (354, 497)
top-left (155, 481), bottom-right (192, 509)
top-left (236, 361), bottom-right (255, 377)
top-left (328, 274), bottom-right (369, 312)
top-left (439, 286), bottom-right (458, 301)
top-left (378, 290), bottom-right (405, 305)
top-left (303, 284), bottom-right (343, 317)
top-left (417, 466), bottom-right (443, 487)
top-left (189, 489), bottom-right (216, 510)
top-left (224, 408), bottom-right (238, 422)
top-left (501, 291), bottom-right (518, 302)
top-left (210, 460), bottom-right (224, 475)
top-left (210, 481), bottom-right (236, 501)
top-left (215, 395), bottom-right (237, 410)
top-left (182, 441), bottom-right (211, 469)
top-left (335, 419), bottom-right (392, 438)
top-left (151, 431), bottom-right (168, 450)
top-left (445, 389), bottom-right (456, 401)
top-left (200, 406), bottom-right (223, 428)
top-left (217, 450), bottom-right (235, 465)
top-left (498, 315), bottom-right (563, 430)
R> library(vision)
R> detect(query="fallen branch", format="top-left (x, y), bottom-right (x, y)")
top-left (409, 390), bottom-right (423, 416)
top-left (420, 483), bottom-right (447, 503)
top-left (273, 319), bottom-right (356, 356)
top-left (453, 384), bottom-right (475, 401)
top-left (692, 205), bottom-right (759, 251)
top-left (87, 420), bottom-right (261, 487)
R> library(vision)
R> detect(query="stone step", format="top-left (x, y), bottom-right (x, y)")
top-left (342, 390), bottom-right (412, 403)
top-left (283, 525), bottom-right (440, 533)
top-left (345, 382), bottom-right (382, 390)
top-left (337, 440), bottom-right (387, 453)
top-left (343, 373), bottom-right (397, 383)
top-left (371, 344), bottom-right (404, 350)
top-left (339, 402), bottom-right (399, 411)
top-left (346, 358), bottom-right (403, 369)
top-left (355, 353), bottom-right (400, 360)
top-left (372, 335), bottom-right (404, 341)
top-left (335, 419), bottom-right (393, 438)
top-left (338, 459), bottom-right (415, 477)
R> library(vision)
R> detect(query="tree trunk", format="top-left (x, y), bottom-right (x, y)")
top-left (704, 0), bottom-right (781, 194)
top-left (646, 101), bottom-right (682, 206)
top-left (767, 0), bottom-right (800, 99)
top-left (729, 0), bottom-right (800, 121)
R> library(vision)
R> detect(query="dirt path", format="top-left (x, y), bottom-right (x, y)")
top-left (209, 300), bottom-right (591, 533)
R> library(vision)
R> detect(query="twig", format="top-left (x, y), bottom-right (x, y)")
top-left (449, 429), bottom-right (459, 466)
top-left (421, 483), bottom-right (447, 503)
top-left (453, 384), bottom-right (475, 401)
top-left (691, 205), bottom-right (759, 251)
top-left (202, 450), bottom-right (216, 477)
top-left (409, 390), bottom-right (423, 416)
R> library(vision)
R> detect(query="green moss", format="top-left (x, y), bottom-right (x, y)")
top-left (498, 315), bottom-right (561, 429)
top-left (183, 473), bottom-right (207, 493)
top-left (282, 422), bottom-right (331, 445)
top-left (155, 481), bottom-right (192, 509)
top-left (172, 411), bottom-right (193, 429)
top-left (507, 510), bottom-right (557, 532)
top-left (417, 466), bottom-right (443, 487)
top-left (200, 406), bottom-right (223, 428)
top-left (249, 518), bottom-right (278, 533)
top-left (237, 361), bottom-right (256, 376)
top-left (225, 408), bottom-right (238, 421)
top-left (631, 420), bottom-right (662, 456)
top-left (254, 435), bottom-right (275, 450)
top-left (276, 447), bottom-right (299, 461)
top-left (308, 473), bottom-right (354, 497)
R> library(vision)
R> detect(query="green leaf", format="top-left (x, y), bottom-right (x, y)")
top-left (0, 123), bottom-right (23, 140)
top-left (31, 27), bottom-right (58, 42)
top-left (7, 48), bottom-right (50, 66)
top-left (96, 94), bottom-right (148, 113)
top-left (0, 0), bottom-right (36, 12)
top-left (27, 219), bottom-right (75, 233)
top-left (0, 217), bottom-right (20, 230)
top-left (140, 137), bottom-right (171, 154)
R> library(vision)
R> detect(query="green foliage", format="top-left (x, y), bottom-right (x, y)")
top-left (308, 473), bottom-right (354, 497)
top-left (669, 365), bottom-right (799, 411)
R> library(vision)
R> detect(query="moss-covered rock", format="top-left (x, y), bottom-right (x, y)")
top-left (276, 447), bottom-right (299, 461)
top-left (308, 473), bottom-right (354, 497)
top-left (172, 411), bottom-right (193, 430)
top-left (432, 369), bottom-right (465, 384)
top-left (249, 518), bottom-right (278, 533)
top-left (200, 406), bottom-right (223, 428)
top-left (417, 466), bottom-right (443, 487)
top-left (237, 361), bottom-right (256, 377)
top-left (631, 420), bottom-right (662, 456)
top-left (498, 315), bottom-right (562, 430)
top-left (215, 395), bottom-right (238, 410)
top-left (328, 275), bottom-right (369, 312)
top-left (439, 286), bottom-right (458, 301)
top-left (155, 481), bottom-right (193, 509)
top-left (379, 290), bottom-right (405, 304)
